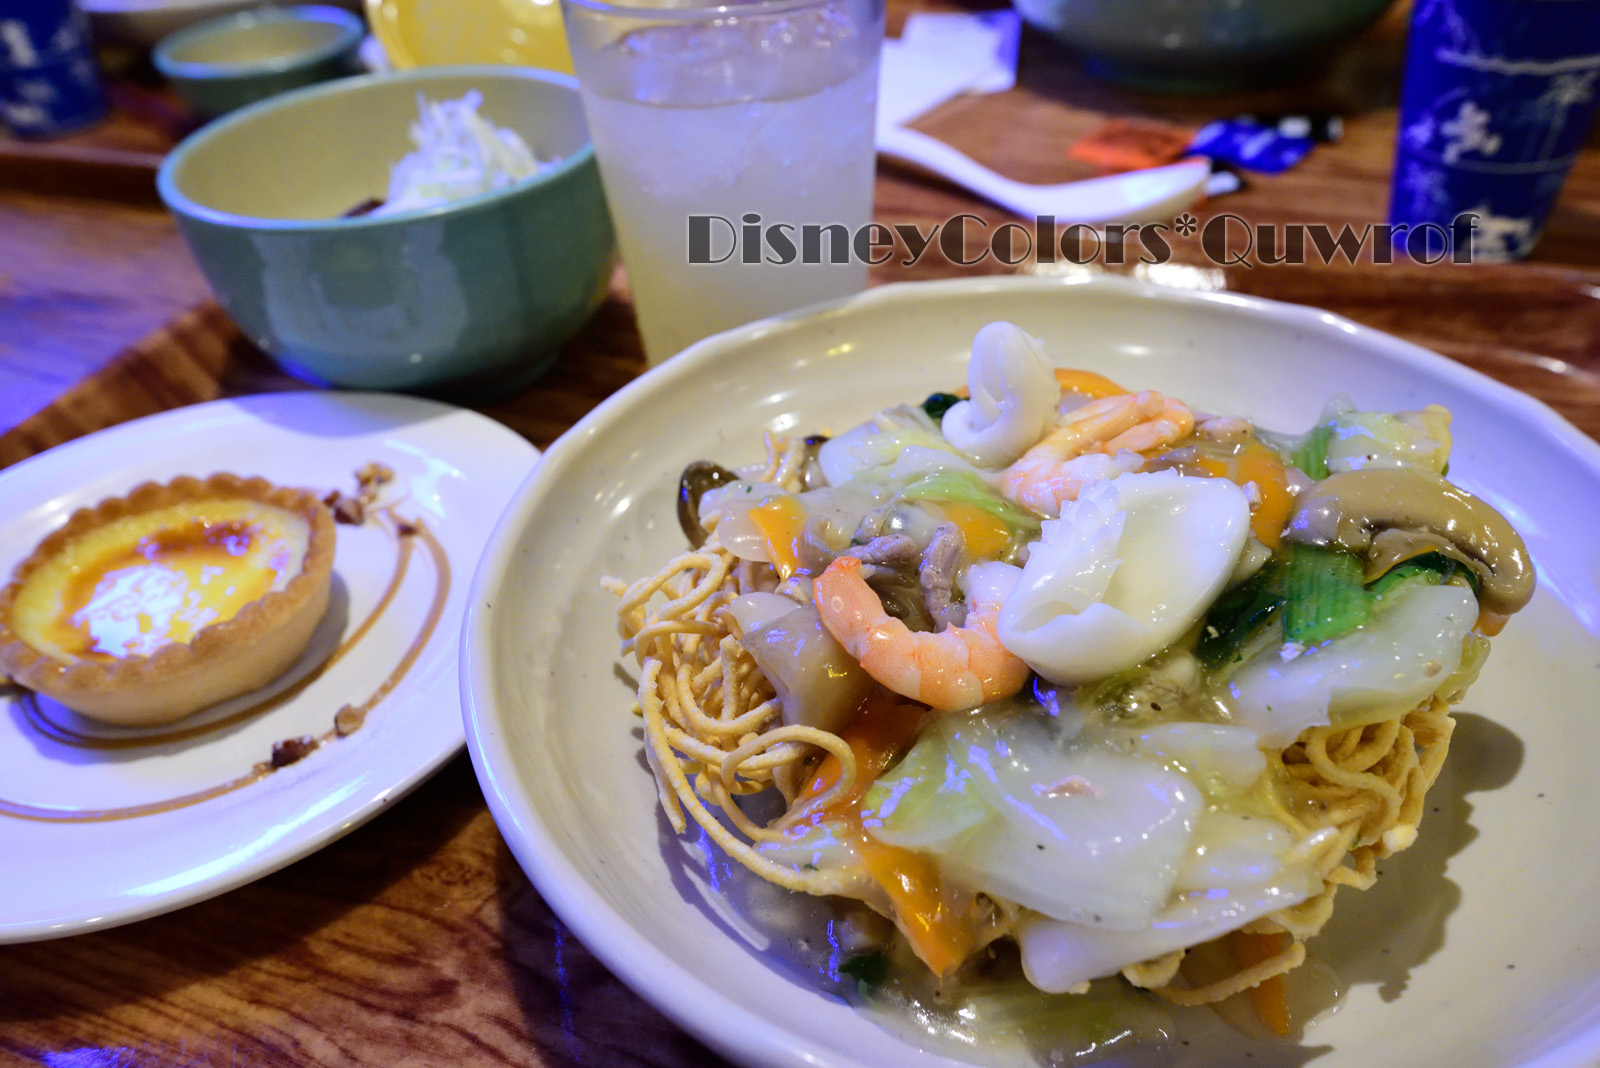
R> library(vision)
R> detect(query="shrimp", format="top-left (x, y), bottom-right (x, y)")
top-left (811, 556), bottom-right (1029, 712)
top-left (1098, 395), bottom-right (1195, 454)
top-left (1001, 391), bottom-right (1195, 517)
top-left (1002, 392), bottom-right (1156, 516)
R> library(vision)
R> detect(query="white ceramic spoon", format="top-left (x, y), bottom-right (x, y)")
top-left (877, 124), bottom-right (1209, 226)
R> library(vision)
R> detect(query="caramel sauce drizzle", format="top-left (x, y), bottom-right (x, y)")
top-left (0, 509), bottom-right (452, 823)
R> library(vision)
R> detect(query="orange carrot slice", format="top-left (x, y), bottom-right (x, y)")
top-left (1235, 444), bottom-right (1292, 549)
top-left (792, 695), bottom-right (980, 975)
top-left (1232, 931), bottom-right (1292, 1036)
top-left (937, 501), bottom-right (1013, 561)
top-left (747, 496), bottom-right (807, 579)
top-left (1055, 368), bottom-right (1129, 399)
top-left (1475, 610), bottom-right (1509, 636)
top-left (859, 837), bottom-right (980, 976)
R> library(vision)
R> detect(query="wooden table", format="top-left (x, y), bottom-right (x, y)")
top-left (2, 4), bottom-right (1599, 1065)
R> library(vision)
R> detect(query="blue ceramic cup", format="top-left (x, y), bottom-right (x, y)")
top-left (0, 0), bottom-right (90, 66)
top-left (0, 0), bottom-right (106, 136)
top-left (1389, 0), bottom-right (1600, 262)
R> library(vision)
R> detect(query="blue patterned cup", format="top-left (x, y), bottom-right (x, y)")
top-left (0, 0), bottom-right (90, 67)
top-left (0, 0), bottom-right (106, 136)
top-left (1389, 0), bottom-right (1600, 262)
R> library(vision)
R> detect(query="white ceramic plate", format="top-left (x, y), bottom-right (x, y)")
top-left (464, 276), bottom-right (1600, 1068)
top-left (0, 392), bottom-right (537, 943)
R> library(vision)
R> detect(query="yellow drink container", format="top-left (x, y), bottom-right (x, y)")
top-left (367, 0), bottom-right (574, 73)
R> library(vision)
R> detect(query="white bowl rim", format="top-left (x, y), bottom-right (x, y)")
top-left (461, 273), bottom-right (1600, 1068)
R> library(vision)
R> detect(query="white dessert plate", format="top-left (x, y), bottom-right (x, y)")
top-left (463, 275), bottom-right (1600, 1068)
top-left (0, 391), bottom-right (538, 942)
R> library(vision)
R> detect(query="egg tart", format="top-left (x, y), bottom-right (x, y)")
top-left (0, 474), bottom-right (336, 727)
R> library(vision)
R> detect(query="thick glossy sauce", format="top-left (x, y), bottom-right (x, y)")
top-left (728, 865), bottom-right (1176, 1067)
top-left (729, 860), bottom-right (1342, 1067)
top-left (856, 945), bottom-right (1175, 1066)
top-left (735, 682), bottom-right (1349, 1064)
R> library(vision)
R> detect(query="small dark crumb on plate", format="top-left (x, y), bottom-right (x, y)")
top-left (326, 462), bottom-right (398, 525)
top-left (324, 489), bottom-right (366, 525)
top-left (334, 704), bottom-right (367, 737)
top-left (271, 735), bottom-right (318, 768)
top-left (356, 462), bottom-right (394, 496)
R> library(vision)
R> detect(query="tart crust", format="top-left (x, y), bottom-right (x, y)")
top-left (0, 473), bottom-right (336, 727)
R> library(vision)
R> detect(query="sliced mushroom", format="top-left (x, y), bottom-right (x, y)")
top-left (800, 435), bottom-right (830, 491)
top-left (1284, 468), bottom-right (1534, 615)
top-left (1365, 528), bottom-right (1479, 582)
top-left (677, 461), bottom-right (739, 548)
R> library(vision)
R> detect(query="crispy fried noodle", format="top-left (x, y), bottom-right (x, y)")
top-left (603, 437), bottom-right (850, 895)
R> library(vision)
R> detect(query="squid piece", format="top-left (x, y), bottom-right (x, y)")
top-left (997, 471), bottom-right (1250, 684)
top-left (941, 322), bottom-right (1062, 468)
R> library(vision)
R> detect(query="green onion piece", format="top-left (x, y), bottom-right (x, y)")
top-left (1292, 424), bottom-right (1333, 480)
top-left (1283, 545), bottom-right (1370, 645)
top-left (1201, 547), bottom-right (1479, 668)
top-left (1367, 551), bottom-right (1478, 599)
top-left (1197, 562), bottom-right (1285, 669)
top-left (840, 952), bottom-right (890, 986)
top-left (921, 392), bottom-right (962, 421)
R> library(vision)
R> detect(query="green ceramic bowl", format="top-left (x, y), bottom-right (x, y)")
top-left (152, 5), bottom-right (365, 118)
top-left (1012, 0), bottom-right (1396, 92)
top-left (157, 66), bottom-right (615, 395)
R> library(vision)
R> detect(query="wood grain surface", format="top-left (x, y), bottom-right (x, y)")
top-left (0, 189), bottom-right (210, 435)
top-left (3, 5), bottom-right (1600, 1067)
top-left (0, 757), bottom-right (719, 1068)
top-left (5, 0), bottom-right (1600, 439)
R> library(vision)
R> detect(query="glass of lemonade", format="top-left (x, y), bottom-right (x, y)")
top-left (562, 0), bottom-right (884, 363)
